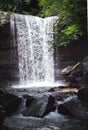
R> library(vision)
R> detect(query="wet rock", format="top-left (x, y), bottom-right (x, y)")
top-left (0, 93), bottom-right (20, 115)
top-left (58, 104), bottom-right (74, 117)
top-left (0, 105), bottom-right (6, 125)
top-left (23, 94), bottom-right (35, 107)
top-left (66, 74), bottom-right (77, 84)
top-left (58, 96), bottom-right (88, 119)
top-left (78, 87), bottom-right (88, 104)
top-left (82, 55), bottom-right (88, 85)
top-left (75, 76), bottom-right (83, 82)
top-left (0, 125), bottom-right (13, 130)
top-left (82, 56), bottom-right (88, 72)
top-left (61, 61), bottom-right (88, 87)
top-left (42, 95), bottom-right (56, 117)
top-left (69, 83), bottom-right (81, 88)
top-left (48, 88), bottom-right (55, 92)
top-left (66, 71), bottom-right (83, 84)
top-left (0, 88), bottom-right (6, 95)
top-left (64, 56), bottom-right (88, 86)
top-left (23, 95), bottom-right (56, 117)
top-left (36, 126), bottom-right (60, 130)
top-left (84, 73), bottom-right (88, 85)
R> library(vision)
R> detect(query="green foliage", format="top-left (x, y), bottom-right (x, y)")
top-left (0, 0), bottom-right (40, 15)
top-left (0, 0), bottom-right (18, 12)
top-left (0, 0), bottom-right (87, 46)
top-left (39, 0), bottom-right (87, 46)
top-left (39, 0), bottom-right (61, 17)
top-left (0, 11), bottom-right (10, 26)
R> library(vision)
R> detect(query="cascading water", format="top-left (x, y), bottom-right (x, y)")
top-left (7, 14), bottom-right (86, 130)
top-left (10, 14), bottom-right (62, 87)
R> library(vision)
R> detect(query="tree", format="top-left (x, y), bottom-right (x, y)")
top-left (0, 0), bottom-right (19, 12)
top-left (0, 0), bottom-right (40, 15)
top-left (0, 0), bottom-right (87, 46)
top-left (39, 0), bottom-right (87, 46)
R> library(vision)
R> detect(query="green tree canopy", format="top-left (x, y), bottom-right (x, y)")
top-left (0, 0), bottom-right (87, 46)
top-left (39, 0), bottom-right (87, 46)
top-left (0, 0), bottom-right (40, 15)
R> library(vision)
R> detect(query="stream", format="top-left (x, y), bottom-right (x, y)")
top-left (4, 87), bottom-right (88, 130)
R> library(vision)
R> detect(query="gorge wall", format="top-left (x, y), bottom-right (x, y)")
top-left (0, 12), bottom-right (88, 87)
top-left (0, 12), bottom-right (19, 87)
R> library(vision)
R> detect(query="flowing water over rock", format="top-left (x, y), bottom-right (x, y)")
top-left (4, 100), bottom-right (88, 130)
top-left (7, 14), bottom-right (88, 130)
top-left (3, 87), bottom-right (88, 130)
top-left (11, 14), bottom-right (58, 85)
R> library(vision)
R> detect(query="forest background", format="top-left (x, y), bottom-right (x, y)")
top-left (0, 0), bottom-right (87, 46)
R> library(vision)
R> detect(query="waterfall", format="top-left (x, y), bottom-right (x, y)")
top-left (10, 14), bottom-right (58, 85)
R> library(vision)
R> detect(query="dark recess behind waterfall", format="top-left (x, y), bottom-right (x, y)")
top-left (0, 21), bottom-right (88, 87)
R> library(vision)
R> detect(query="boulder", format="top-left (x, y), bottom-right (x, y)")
top-left (42, 95), bottom-right (56, 117)
top-left (62, 62), bottom-right (84, 86)
top-left (0, 93), bottom-right (20, 115)
top-left (78, 87), bottom-right (88, 104)
top-left (48, 88), bottom-right (55, 92)
top-left (58, 96), bottom-right (88, 119)
top-left (23, 94), bottom-right (35, 107)
top-left (82, 56), bottom-right (88, 72)
top-left (58, 104), bottom-right (74, 117)
top-left (0, 89), bottom-right (5, 95)
top-left (23, 95), bottom-right (56, 117)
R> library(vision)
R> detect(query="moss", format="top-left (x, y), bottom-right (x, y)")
top-left (0, 11), bottom-right (10, 26)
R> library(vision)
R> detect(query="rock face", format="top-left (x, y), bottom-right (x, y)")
top-left (0, 105), bottom-right (6, 125)
top-left (78, 87), bottom-right (88, 104)
top-left (60, 55), bottom-right (88, 87)
top-left (61, 62), bottom-right (83, 85)
top-left (0, 88), bottom-right (21, 127)
top-left (0, 86), bottom-right (88, 130)
top-left (0, 88), bottom-right (6, 95)
top-left (0, 89), bottom-right (6, 126)
top-left (23, 94), bottom-right (35, 107)
top-left (58, 104), bottom-right (74, 117)
top-left (0, 93), bottom-right (20, 115)
top-left (23, 95), bottom-right (56, 117)
top-left (42, 95), bottom-right (56, 117)
top-left (55, 38), bottom-right (88, 81)
top-left (58, 96), bottom-right (88, 119)
top-left (0, 12), bottom-right (88, 88)
top-left (0, 11), bottom-right (19, 87)
top-left (82, 56), bottom-right (88, 72)
top-left (82, 56), bottom-right (88, 85)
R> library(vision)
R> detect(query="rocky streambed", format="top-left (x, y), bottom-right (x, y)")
top-left (0, 86), bottom-right (88, 130)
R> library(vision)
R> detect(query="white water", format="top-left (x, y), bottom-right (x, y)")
top-left (10, 14), bottom-right (64, 87)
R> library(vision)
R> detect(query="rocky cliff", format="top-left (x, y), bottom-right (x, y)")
top-left (0, 12), bottom-right (19, 87)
